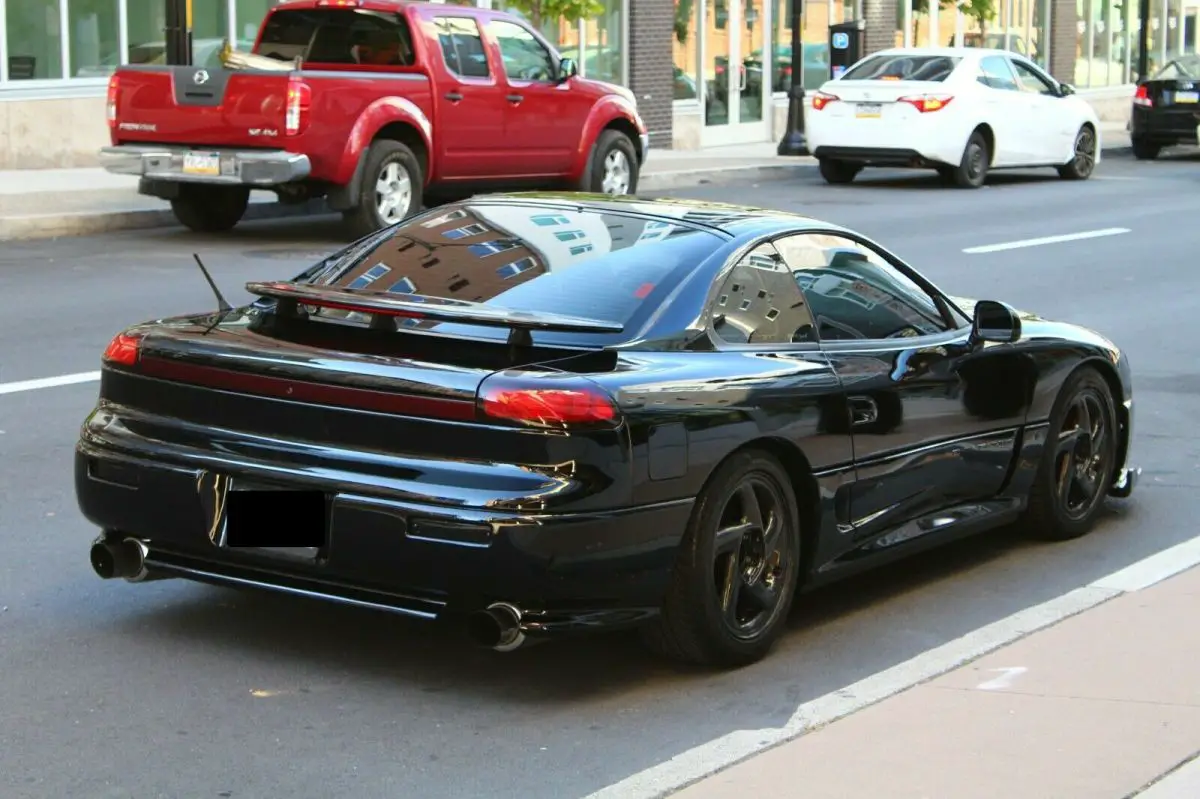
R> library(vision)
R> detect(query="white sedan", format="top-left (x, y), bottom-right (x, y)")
top-left (804, 47), bottom-right (1101, 187)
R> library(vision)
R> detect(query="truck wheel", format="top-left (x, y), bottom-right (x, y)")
top-left (344, 139), bottom-right (423, 239)
top-left (580, 130), bottom-right (639, 195)
top-left (169, 185), bottom-right (250, 233)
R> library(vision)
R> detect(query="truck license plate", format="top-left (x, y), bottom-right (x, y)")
top-left (182, 151), bottom-right (221, 175)
top-left (855, 102), bottom-right (882, 118)
top-left (1176, 90), bottom-right (1198, 103)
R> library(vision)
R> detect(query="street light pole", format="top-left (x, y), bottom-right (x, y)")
top-left (1136, 0), bottom-right (1151, 81)
top-left (165, 0), bottom-right (194, 65)
top-left (777, 0), bottom-right (807, 155)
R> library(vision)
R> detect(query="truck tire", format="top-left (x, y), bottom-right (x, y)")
top-left (169, 185), bottom-right (250, 233)
top-left (579, 130), bottom-right (639, 195)
top-left (343, 139), bottom-right (424, 239)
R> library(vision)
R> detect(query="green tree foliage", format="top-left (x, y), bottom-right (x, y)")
top-left (504, 0), bottom-right (607, 29)
top-left (897, 0), bottom-right (997, 43)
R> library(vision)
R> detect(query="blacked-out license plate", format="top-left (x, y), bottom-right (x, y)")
top-left (223, 489), bottom-right (327, 558)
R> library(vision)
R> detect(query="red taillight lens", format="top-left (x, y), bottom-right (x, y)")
top-left (285, 78), bottom-right (312, 136)
top-left (316, 0), bottom-right (361, 6)
top-left (899, 94), bottom-right (954, 112)
top-left (477, 375), bottom-right (618, 429)
top-left (811, 91), bottom-right (839, 111)
top-left (106, 74), bottom-right (119, 128)
top-left (1133, 84), bottom-right (1153, 107)
top-left (102, 332), bottom-right (142, 366)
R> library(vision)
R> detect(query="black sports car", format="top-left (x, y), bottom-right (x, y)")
top-left (1130, 54), bottom-right (1200, 159)
top-left (77, 194), bottom-right (1138, 668)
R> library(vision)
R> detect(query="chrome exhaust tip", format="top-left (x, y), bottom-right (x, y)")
top-left (89, 537), bottom-right (155, 582)
top-left (466, 602), bottom-right (526, 652)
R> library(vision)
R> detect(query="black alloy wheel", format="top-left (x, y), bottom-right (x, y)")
top-left (952, 130), bottom-right (990, 188)
top-left (641, 450), bottom-right (801, 668)
top-left (1025, 367), bottom-right (1117, 541)
top-left (1058, 126), bottom-right (1096, 180)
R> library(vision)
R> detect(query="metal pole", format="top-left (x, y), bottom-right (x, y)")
top-left (1137, 0), bottom-right (1151, 80)
top-left (777, 0), bottom-right (808, 155)
top-left (165, 0), bottom-right (193, 65)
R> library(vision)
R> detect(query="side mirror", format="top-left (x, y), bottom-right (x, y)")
top-left (1059, 82), bottom-right (1075, 96)
top-left (558, 57), bottom-right (578, 83)
top-left (971, 299), bottom-right (1022, 344)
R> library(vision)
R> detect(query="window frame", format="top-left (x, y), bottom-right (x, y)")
top-left (977, 54), bottom-right (1021, 92)
top-left (701, 230), bottom-right (970, 354)
top-left (432, 14), bottom-right (492, 81)
top-left (1009, 56), bottom-right (1061, 96)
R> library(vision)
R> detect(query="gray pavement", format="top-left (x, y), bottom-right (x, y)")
top-left (1, 150), bottom-right (1198, 799)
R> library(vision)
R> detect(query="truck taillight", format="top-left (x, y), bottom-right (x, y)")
top-left (106, 74), bottom-right (119, 127)
top-left (285, 78), bottom-right (312, 136)
top-left (316, 0), bottom-right (362, 6)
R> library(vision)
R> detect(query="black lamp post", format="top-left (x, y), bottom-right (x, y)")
top-left (165, 0), bottom-right (193, 65)
top-left (1136, 0), bottom-right (1151, 81)
top-left (777, 0), bottom-right (807, 155)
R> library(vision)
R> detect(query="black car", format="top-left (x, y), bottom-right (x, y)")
top-left (77, 194), bottom-right (1138, 669)
top-left (1130, 54), bottom-right (1200, 159)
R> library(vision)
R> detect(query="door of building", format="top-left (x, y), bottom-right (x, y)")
top-left (702, 0), bottom-right (773, 146)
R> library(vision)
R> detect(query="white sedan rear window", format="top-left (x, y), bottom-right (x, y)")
top-left (841, 55), bottom-right (960, 82)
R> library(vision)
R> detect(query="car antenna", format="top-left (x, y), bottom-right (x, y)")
top-left (193, 253), bottom-right (232, 313)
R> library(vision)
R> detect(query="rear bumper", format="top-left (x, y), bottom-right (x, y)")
top-left (75, 435), bottom-right (690, 633)
top-left (1129, 106), bottom-right (1200, 144)
top-left (812, 145), bottom-right (951, 168)
top-left (99, 144), bottom-right (311, 187)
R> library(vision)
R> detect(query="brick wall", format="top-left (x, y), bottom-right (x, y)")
top-left (629, 0), bottom-right (674, 148)
top-left (1047, 0), bottom-right (1078, 84)
top-left (862, 0), bottom-right (896, 56)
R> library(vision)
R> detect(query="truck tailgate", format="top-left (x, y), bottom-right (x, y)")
top-left (113, 65), bottom-right (292, 147)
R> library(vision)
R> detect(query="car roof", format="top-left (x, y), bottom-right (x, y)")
top-left (868, 46), bottom-right (1024, 60)
top-left (465, 192), bottom-right (852, 240)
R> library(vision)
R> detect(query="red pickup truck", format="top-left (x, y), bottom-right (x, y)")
top-left (99, 0), bottom-right (649, 238)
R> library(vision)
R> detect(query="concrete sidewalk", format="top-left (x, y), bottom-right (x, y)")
top-left (0, 123), bottom-right (1132, 242)
top-left (671, 562), bottom-right (1200, 799)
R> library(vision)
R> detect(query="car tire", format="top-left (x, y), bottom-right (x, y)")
top-left (580, 129), bottom-right (640, 195)
top-left (1057, 125), bottom-right (1097, 180)
top-left (1131, 137), bottom-right (1161, 161)
top-left (640, 449), bottom-right (802, 669)
top-left (343, 139), bottom-right (424, 240)
top-left (169, 185), bottom-right (250, 233)
top-left (818, 158), bottom-right (860, 185)
top-left (952, 130), bottom-right (990, 188)
top-left (1023, 366), bottom-right (1118, 542)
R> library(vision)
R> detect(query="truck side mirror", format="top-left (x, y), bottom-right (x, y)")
top-left (558, 57), bottom-right (578, 83)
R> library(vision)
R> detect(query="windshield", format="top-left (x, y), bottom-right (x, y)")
top-left (841, 54), bottom-right (960, 81)
top-left (292, 201), bottom-right (727, 347)
top-left (1154, 55), bottom-right (1200, 79)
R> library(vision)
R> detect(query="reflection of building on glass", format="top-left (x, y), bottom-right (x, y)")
top-left (714, 246), bottom-right (816, 344)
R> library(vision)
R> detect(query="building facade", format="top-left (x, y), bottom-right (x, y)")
top-left (0, 0), bottom-right (1181, 169)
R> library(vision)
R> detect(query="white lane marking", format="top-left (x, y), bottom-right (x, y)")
top-left (976, 666), bottom-right (1028, 691)
top-left (962, 227), bottom-right (1130, 255)
top-left (583, 534), bottom-right (1200, 799)
top-left (0, 371), bottom-right (100, 396)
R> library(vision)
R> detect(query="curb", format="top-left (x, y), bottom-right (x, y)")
top-left (0, 197), bottom-right (331, 242)
top-left (639, 160), bottom-right (815, 192)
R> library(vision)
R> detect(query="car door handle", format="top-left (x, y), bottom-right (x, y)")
top-left (848, 396), bottom-right (879, 427)
top-left (444, 91), bottom-right (463, 102)
top-left (506, 93), bottom-right (523, 104)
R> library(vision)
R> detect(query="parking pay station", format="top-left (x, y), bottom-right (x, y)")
top-left (828, 20), bottom-right (865, 79)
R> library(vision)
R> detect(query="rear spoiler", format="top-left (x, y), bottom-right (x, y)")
top-left (245, 281), bottom-right (624, 346)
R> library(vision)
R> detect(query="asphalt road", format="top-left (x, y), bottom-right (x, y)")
top-left (2, 154), bottom-right (1198, 799)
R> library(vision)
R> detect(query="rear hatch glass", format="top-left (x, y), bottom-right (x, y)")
top-left (287, 200), bottom-right (726, 347)
top-left (841, 54), bottom-right (960, 82)
top-left (1153, 55), bottom-right (1200, 80)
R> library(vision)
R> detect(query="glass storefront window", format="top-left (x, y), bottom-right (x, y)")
top-left (236, 0), bottom-right (280, 43)
top-left (674, 0), bottom-right (701, 100)
top-left (5, 0), bottom-right (64, 80)
top-left (769, 0), bottom-right (840, 93)
top-left (68, 1), bottom-right (121, 78)
top-left (584, 0), bottom-right (624, 83)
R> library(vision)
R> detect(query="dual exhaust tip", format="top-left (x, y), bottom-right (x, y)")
top-left (91, 537), bottom-right (531, 652)
top-left (89, 537), bottom-right (154, 582)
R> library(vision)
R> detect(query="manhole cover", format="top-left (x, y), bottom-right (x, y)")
top-left (242, 248), bottom-right (337, 261)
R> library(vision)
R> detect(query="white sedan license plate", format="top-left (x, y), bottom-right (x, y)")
top-left (182, 151), bottom-right (221, 175)
top-left (855, 102), bottom-right (882, 118)
top-left (1176, 90), bottom-right (1198, 103)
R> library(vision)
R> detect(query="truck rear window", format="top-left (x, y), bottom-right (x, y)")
top-left (841, 54), bottom-right (960, 82)
top-left (292, 200), bottom-right (727, 347)
top-left (255, 8), bottom-right (416, 67)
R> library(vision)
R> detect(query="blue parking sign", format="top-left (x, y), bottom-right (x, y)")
top-left (832, 32), bottom-right (849, 49)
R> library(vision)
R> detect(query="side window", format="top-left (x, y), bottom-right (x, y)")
top-left (773, 233), bottom-right (950, 342)
top-left (978, 55), bottom-right (1019, 91)
top-left (489, 20), bottom-right (557, 82)
top-left (711, 243), bottom-right (818, 346)
top-left (435, 16), bottom-right (490, 79)
top-left (1011, 59), bottom-right (1059, 96)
